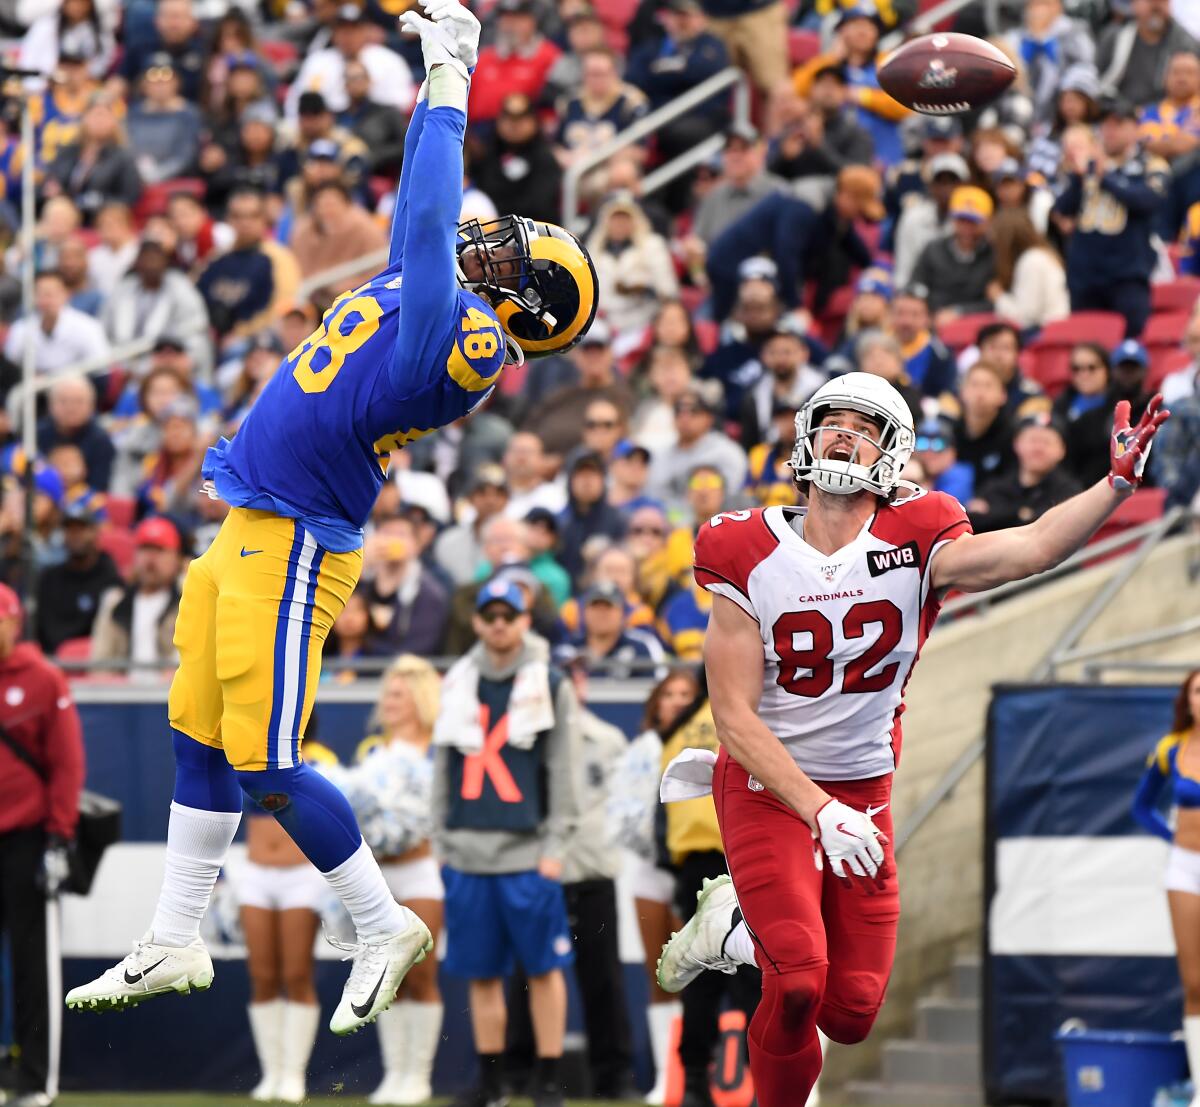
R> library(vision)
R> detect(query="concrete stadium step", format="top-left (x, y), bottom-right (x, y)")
top-left (882, 1040), bottom-right (981, 1085)
top-left (953, 953), bottom-right (981, 1001)
top-left (843, 1078), bottom-right (985, 1105)
top-left (917, 996), bottom-right (981, 1044)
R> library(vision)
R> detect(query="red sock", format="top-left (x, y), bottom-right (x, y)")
top-left (746, 968), bottom-right (825, 1107)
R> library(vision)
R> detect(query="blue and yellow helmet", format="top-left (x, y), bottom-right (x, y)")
top-left (456, 216), bottom-right (598, 360)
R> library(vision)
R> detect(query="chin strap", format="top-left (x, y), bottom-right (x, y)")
top-left (502, 331), bottom-right (526, 368)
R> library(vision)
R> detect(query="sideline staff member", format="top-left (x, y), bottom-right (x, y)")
top-left (0, 582), bottom-right (84, 1106)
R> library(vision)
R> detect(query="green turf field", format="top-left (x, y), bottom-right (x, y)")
top-left (56, 1098), bottom-right (642, 1107)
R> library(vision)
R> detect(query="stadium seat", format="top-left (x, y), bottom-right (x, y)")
top-left (1147, 347), bottom-right (1191, 393)
top-left (1022, 312), bottom-right (1126, 397)
top-left (258, 39), bottom-right (299, 76)
top-left (693, 318), bottom-right (719, 355)
top-left (56, 637), bottom-right (92, 663)
top-left (1150, 276), bottom-right (1200, 315)
top-left (789, 29), bottom-right (821, 65)
top-left (1142, 311), bottom-right (1190, 348)
top-left (679, 285), bottom-right (707, 316)
top-left (938, 312), bottom-right (1003, 354)
top-left (105, 495), bottom-right (136, 529)
top-left (98, 527), bottom-right (137, 577)
top-left (134, 177), bottom-right (206, 223)
top-left (815, 284), bottom-right (854, 344)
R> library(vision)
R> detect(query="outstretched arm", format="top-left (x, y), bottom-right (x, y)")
top-left (388, 97), bottom-right (430, 267)
top-left (391, 7), bottom-right (479, 384)
top-left (932, 397), bottom-right (1170, 593)
top-left (390, 1), bottom-right (480, 268)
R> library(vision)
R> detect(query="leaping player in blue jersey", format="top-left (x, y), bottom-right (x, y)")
top-left (67, 0), bottom-right (598, 1036)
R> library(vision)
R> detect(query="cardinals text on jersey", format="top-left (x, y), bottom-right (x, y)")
top-left (693, 490), bottom-right (971, 780)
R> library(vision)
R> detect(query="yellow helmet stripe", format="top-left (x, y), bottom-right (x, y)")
top-left (509, 234), bottom-right (597, 354)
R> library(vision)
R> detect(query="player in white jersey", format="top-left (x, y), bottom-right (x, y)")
top-left (655, 372), bottom-right (1168, 1107)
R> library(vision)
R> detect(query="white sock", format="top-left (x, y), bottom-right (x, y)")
top-left (248, 1000), bottom-right (285, 1095)
top-left (375, 1002), bottom-right (408, 1081)
top-left (804, 1030), bottom-right (828, 1106)
top-left (403, 1000), bottom-right (443, 1091)
top-left (151, 802), bottom-right (241, 946)
top-left (723, 918), bottom-right (758, 967)
top-left (1185, 1016), bottom-right (1200, 1101)
top-left (322, 839), bottom-right (409, 940)
top-left (281, 1001), bottom-right (320, 1088)
top-left (646, 1000), bottom-right (682, 1102)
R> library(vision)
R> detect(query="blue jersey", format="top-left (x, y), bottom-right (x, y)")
top-left (204, 104), bottom-right (507, 552)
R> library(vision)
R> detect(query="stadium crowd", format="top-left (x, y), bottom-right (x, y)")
top-left (0, 0), bottom-right (1196, 675)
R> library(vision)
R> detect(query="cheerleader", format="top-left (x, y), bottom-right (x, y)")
top-left (355, 656), bottom-right (445, 1106)
top-left (237, 733), bottom-right (337, 1103)
top-left (613, 668), bottom-right (701, 1104)
top-left (1134, 669), bottom-right (1200, 1107)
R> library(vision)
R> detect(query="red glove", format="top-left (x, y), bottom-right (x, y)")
top-left (1109, 394), bottom-right (1169, 492)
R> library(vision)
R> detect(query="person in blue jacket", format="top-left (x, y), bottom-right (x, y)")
top-left (1053, 98), bottom-right (1168, 337)
top-left (67, 0), bottom-right (599, 1041)
top-left (706, 166), bottom-right (883, 320)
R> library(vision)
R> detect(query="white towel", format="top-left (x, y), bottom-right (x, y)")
top-left (433, 652), bottom-right (555, 753)
top-left (659, 747), bottom-right (718, 803)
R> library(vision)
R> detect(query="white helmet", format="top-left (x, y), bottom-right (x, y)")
top-left (790, 372), bottom-right (915, 497)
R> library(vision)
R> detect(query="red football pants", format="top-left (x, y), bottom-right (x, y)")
top-left (712, 749), bottom-right (900, 1107)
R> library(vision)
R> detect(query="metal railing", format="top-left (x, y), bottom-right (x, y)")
top-left (561, 66), bottom-right (751, 234)
top-left (895, 506), bottom-right (1195, 854)
top-left (940, 507), bottom-right (1187, 620)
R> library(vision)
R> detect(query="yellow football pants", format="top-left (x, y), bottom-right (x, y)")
top-left (167, 508), bottom-right (362, 771)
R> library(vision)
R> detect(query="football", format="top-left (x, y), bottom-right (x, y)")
top-left (877, 32), bottom-right (1016, 115)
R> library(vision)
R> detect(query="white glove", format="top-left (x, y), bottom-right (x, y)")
top-left (418, 0), bottom-right (481, 69)
top-left (813, 799), bottom-right (887, 880)
top-left (399, 10), bottom-right (468, 79)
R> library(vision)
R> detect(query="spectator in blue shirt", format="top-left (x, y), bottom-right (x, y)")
top-left (119, 0), bottom-right (206, 102)
top-left (126, 54), bottom-right (202, 185)
top-left (1152, 391), bottom-right (1200, 508)
top-left (571, 579), bottom-right (666, 677)
top-left (196, 188), bottom-right (278, 340)
top-left (557, 450), bottom-right (627, 586)
top-left (911, 414), bottom-right (974, 505)
top-left (626, 0), bottom-right (729, 199)
top-left (706, 165), bottom-right (882, 320)
top-left (889, 284), bottom-right (957, 398)
top-left (1053, 98), bottom-right (1168, 337)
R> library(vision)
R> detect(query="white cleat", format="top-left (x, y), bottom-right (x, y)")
top-left (328, 913), bottom-right (434, 1036)
top-left (656, 874), bottom-right (741, 994)
top-left (65, 931), bottom-right (214, 1012)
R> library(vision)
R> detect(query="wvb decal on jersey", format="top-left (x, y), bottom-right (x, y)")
top-left (866, 541), bottom-right (919, 577)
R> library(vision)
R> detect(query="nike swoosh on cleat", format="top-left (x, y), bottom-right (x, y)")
top-left (124, 957), bottom-right (167, 985)
top-left (350, 968), bottom-right (388, 1019)
top-left (240, 547), bottom-right (264, 557)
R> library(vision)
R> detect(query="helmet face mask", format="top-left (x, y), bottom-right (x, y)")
top-left (789, 373), bottom-right (916, 497)
top-left (456, 215), bottom-right (598, 360)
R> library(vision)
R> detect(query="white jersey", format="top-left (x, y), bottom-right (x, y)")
top-left (693, 491), bottom-right (970, 781)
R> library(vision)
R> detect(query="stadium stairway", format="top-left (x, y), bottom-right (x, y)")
top-left (843, 954), bottom-right (983, 1106)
